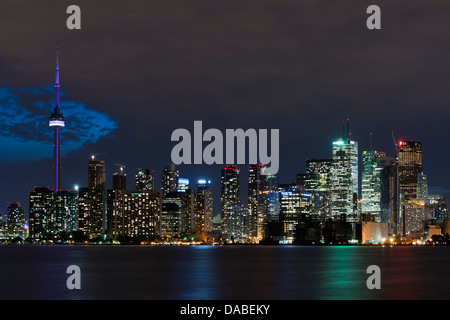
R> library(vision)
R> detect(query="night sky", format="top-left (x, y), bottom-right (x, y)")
top-left (1, 0), bottom-right (450, 218)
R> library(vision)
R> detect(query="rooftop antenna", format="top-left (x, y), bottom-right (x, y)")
top-left (346, 118), bottom-right (351, 140)
top-left (369, 132), bottom-right (373, 150)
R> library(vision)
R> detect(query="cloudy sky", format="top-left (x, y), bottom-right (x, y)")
top-left (1, 0), bottom-right (450, 216)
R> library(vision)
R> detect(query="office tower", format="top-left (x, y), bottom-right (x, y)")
top-left (78, 158), bottom-right (106, 239)
top-left (361, 151), bottom-right (384, 220)
top-left (162, 164), bottom-right (179, 196)
top-left (397, 140), bottom-right (422, 201)
top-left (193, 179), bottom-right (213, 239)
top-left (225, 202), bottom-right (249, 242)
top-left (248, 163), bottom-right (268, 242)
top-left (55, 190), bottom-right (78, 233)
top-left (417, 173), bottom-right (428, 199)
top-left (279, 186), bottom-right (312, 243)
top-left (136, 169), bottom-right (154, 191)
top-left (330, 139), bottom-right (358, 222)
top-left (361, 151), bottom-right (399, 229)
top-left (161, 192), bottom-right (185, 238)
top-left (49, 48), bottom-right (65, 192)
top-left (177, 178), bottom-right (190, 192)
top-left (305, 159), bottom-right (333, 221)
top-left (29, 187), bottom-right (55, 241)
top-left (6, 202), bottom-right (26, 238)
top-left (220, 165), bottom-right (240, 235)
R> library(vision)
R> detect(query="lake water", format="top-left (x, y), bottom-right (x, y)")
top-left (0, 245), bottom-right (448, 300)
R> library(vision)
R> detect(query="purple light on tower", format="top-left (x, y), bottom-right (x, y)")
top-left (49, 47), bottom-right (65, 192)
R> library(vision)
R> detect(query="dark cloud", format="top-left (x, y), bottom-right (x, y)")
top-left (0, 86), bottom-right (117, 163)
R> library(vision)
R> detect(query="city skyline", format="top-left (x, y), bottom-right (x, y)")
top-left (2, 0), bottom-right (450, 220)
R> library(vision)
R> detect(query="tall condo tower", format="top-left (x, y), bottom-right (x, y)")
top-left (49, 47), bottom-right (65, 191)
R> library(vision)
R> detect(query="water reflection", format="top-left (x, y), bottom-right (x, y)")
top-left (0, 245), bottom-right (449, 299)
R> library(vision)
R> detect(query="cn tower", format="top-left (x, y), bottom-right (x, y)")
top-left (49, 47), bottom-right (65, 192)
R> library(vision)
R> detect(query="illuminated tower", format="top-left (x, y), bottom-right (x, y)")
top-left (161, 164), bottom-right (179, 197)
top-left (397, 140), bottom-right (422, 201)
top-left (49, 47), bottom-right (65, 192)
top-left (220, 165), bottom-right (240, 236)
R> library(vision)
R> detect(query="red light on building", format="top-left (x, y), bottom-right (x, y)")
top-left (399, 140), bottom-right (403, 146)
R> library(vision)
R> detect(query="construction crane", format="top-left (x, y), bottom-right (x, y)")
top-left (391, 131), bottom-right (398, 153)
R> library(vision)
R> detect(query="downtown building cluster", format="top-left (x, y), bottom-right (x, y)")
top-left (3, 132), bottom-right (448, 245)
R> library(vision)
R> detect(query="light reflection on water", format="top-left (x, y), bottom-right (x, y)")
top-left (0, 245), bottom-right (446, 300)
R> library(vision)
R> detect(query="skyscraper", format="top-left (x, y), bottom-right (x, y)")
top-left (29, 187), bottom-right (55, 241)
top-left (225, 202), bottom-right (249, 242)
top-left (6, 202), bottom-right (26, 239)
top-left (305, 159), bottom-right (333, 221)
top-left (88, 158), bottom-right (106, 190)
top-left (361, 151), bottom-right (384, 220)
top-left (161, 192), bottom-right (185, 238)
top-left (397, 140), bottom-right (422, 201)
top-left (248, 163), bottom-right (267, 242)
top-left (193, 179), bottom-right (213, 240)
top-left (55, 190), bottom-right (78, 233)
top-left (330, 139), bottom-right (358, 221)
top-left (220, 165), bottom-right (240, 236)
top-left (78, 157), bottom-right (106, 239)
top-left (107, 173), bottom-right (162, 241)
top-left (162, 164), bottom-right (179, 196)
top-left (279, 185), bottom-right (311, 243)
top-left (48, 47), bottom-right (65, 192)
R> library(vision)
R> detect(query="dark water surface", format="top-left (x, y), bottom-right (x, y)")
top-left (0, 245), bottom-right (448, 300)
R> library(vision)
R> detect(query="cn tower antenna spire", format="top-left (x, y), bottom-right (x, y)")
top-left (55, 46), bottom-right (60, 113)
top-left (49, 46), bottom-right (65, 192)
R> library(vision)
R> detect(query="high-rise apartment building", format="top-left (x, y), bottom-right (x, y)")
top-left (193, 179), bottom-right (213, 238)
top-left (162, 164), bottom-right (179, 196)
top-left (107, 171), bottom-right (162, 240)
top-left (248, 163), bottom-right (268, 242)
top-left (220, 165), bottom-right (240, 236)
top-left (78, 158), bottom-right (106, 239)
top-left (29, 187), bottom-right (55, 241)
